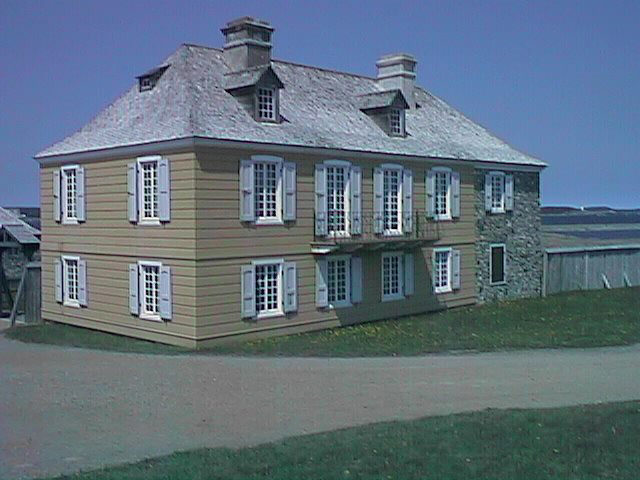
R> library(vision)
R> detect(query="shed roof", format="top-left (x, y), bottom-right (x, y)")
top-left (0, 207), bottom-right (40, 245)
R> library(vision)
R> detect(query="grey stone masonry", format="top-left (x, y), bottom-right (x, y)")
top-left (475, 170), bottom-right (543, 302)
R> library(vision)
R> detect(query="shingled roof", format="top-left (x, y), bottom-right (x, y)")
top-left (36, 44), bottom-right (544, 167)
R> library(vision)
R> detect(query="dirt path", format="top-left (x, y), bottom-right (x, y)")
top-left (1, 335), bottom-right (639, 479)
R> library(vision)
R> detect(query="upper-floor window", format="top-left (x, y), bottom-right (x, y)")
top-left (383, 168), bottom-right (402, 234)
top-left (62, 167), bottom-right (77, 221)
top-left (326, 164), bottom-right (349, 235)
top-left (484, 171), bottom-right (514, 214)
top-left (434, 170), bottom-right (450, 219)
top-left (373, 164), bottom-right (413, 236)
top-left (426, 167), bottom-right (460, 221)
top-left (54, 166), bottom-right (85, 224)
top-left (240, 156), bottom-right (296, 224)
top-left (314, 161), bottom-right (362, 237)
top-left (128, 156), bottom-right (170, 225)
top-left (389, 108), bottom-right (405, 136)
top-left (257, 87), bottom-right (276, 121)
top-left (139, 159), bottom-right (159, 222)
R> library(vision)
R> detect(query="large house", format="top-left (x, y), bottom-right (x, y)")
top-left (36, 17), bottom-right (545, 347)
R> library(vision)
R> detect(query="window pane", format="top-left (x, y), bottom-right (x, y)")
top-left (327, 166), bottom-right (347, 234)
top-left (434, 172), bottom-right (449, 216)
top-left (491, 175), bottom-right (504, 210)
top-left (491, 246), bottom-right (505, 283)
top-left (389, 109), bottom-right (402, 135)
top-left (258, 88), bottom-right (275, 120)
top-left (254, 162), bottom-right (278, 219)
top-left (255, 263), bottom-right (280, 314)
top-left (383, 170), bottom-right (401, 232)
top-left (141, 265), bottom-right (160, 315)
top-left (65, 169), bottom-right (77, 219)
top-left (328, 258), bottom-right (348, 304)
top-left (65, 259), bottom-right (78, 301)
top-left (434, 250), bottom-right (450, 289)
top-left (383, 254), bottom-right (400, 297)
top-left (141, 162), bottom-right (159, 219)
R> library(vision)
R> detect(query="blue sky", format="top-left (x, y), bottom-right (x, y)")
top-left (1, 0), bottom-right (638, 208)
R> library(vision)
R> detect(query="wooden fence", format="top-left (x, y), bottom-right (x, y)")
top-left (7, 261), bottom-right (41, 324)
top-left (543, 244), bottom-right (640, 296)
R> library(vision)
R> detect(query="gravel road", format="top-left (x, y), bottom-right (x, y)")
top-left (1, 334), bottom-right (639, 479)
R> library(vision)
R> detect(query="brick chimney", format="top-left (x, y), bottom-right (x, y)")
top-left (376, 53), bottom-right (417, 109)
top-left (221, 17), bottom-right (274, 72)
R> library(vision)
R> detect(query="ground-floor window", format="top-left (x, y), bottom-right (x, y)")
top-left (433, 248), bottom-right (452, 293)
top-left (139, 262), bottom-right (161, 320)
top-left (327, 256), bottom-right (351, 307)
top-left (255, 261), bottom-right (282, 317)
top-left (382, 252), bottom-right (404, 301)
top-left (490, 244), bottom-right (506, 285)
top-left (242, 259), bottom-right (297, 319)
top-left (62, 256), bottom-right (79, 306)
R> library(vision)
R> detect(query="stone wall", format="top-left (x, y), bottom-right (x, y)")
top-left (475, 170), bottom-right (543, 302)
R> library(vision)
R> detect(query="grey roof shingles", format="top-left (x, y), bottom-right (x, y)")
top-left (36, 44), bottom-right (544, 167)
top-left (0, 207), bottom-right (40, 244)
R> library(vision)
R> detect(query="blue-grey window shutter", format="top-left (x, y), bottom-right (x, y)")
top-left (76, 167), bottom-right (86, 222)
top-left (350, 256), bottom-right (363, 303)
top-left (127, 163), bottom-right (138, 223)
top-left (426, 169), bottom-right (435, 218)
top-left (239, 160), bottom-right (255, 222)
top-left (158, 157), bottom-right (171, 222)
top-left (350, 166), bottom-right (362, 235)
top-left (373, 167), bottom-right (384, 233)
top-left (129, 264), bottom-right (139, 315)
top-left (283, 261), bottom-right (297, 312)
top-left (315, 258), bottom-right (329, 308)
top-left (404, 253), bottom-right (414, 296)
top-left (451, 171), bottom-right (461, 218)
top-left (159, 265), bottom-right (172, 320)
top-left (53, 170), bottom-right (61, 223)
top-left (241, 264), bottom-right (256, 318)
top-left (283, 162), bottom-right (297, 221)
top-left (78, 259), bottom-right (87, 307)
top-left (505, 174), bottom-right (514, 211)
top-left (484, 174), bottom-right (492, 212)
top-left (54, 258), bottom-right (63, 303)
top-left (452, 249), bottom-right (461, 290)
top-left (402, 168), bottom-right (413, 232)
top-left (314, 164), bottom-right (327, 236)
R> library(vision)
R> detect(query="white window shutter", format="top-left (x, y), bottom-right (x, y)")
top-left (404, 253), bottom-right (414, 296)
top-left (53, 170), bottom-right (61, 222)
top-left (283, 162), bottom-right (297, 221)
top-left (373, 167), bottom-right (384, 233)
top-left (241, 264), bottom-right (256, 318)
top-left (350, 166), bottom-right (362, 235)
top-left (505, 174), bottom-right (514, 211)
top-left (54, 258), bottom-right (63, 303)
top-left (351, 256), bottom-right (363, 303)
top-left (239, 160), bottom-right (255, 222)
top-left (127, 163), bottom-right (138, 223)
top-left (76, 167), bottom-right (86, 222)
top-left (452, 249), bottom-right (461, 290)
top-left (451, 171), bottom-right (461, 218)
top-left (78, 259), bottom-right (87, 307)
top-left (283, 261), bottom-right (297, 312)
top-left (485, 174), bottom-right (492, 212)
top-left (315, 258), bottom-right (329, 308)
top-left (158, 157), bottom-right (171, 222)
top-left (159, 265), bottom-right (172, 320)
top-left (129, 264), bottom-right (139, 315)
top-left (426, 169), bottom-right (435, 218)
top-left (314, 164), bottom-right (328, 236)
top-left (402, 168), bottom-right (413, 232)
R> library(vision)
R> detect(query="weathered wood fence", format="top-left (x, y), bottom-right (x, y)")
top-left (543, 244), bottom-right (640, 295)
top-left (6, 261), bottom-right (41, 324)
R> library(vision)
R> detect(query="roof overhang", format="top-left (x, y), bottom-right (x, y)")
top-left (34, 136), bottom-right (547, 171)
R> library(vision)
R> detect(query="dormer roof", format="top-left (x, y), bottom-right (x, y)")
top-left (358, 89), bottom-right (409, 111)
top-left (223, 64), bottom-right (284, 92)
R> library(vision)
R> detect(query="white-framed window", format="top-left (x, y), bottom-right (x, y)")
top-left (61, 166), bottom-right (78, 223)
top-left (434, 168), bottom-right (451, 220)
top-left (129, 261), bottom-right (172, 320)
top-left (326, 161), bottom-right (351, 236)
top-left (389, 108), bottom-right (405, 136)
top-left (383, 167), bottom-right (403, 235)
top-left (381, 252), bottom-right (404, 301)
top-left (327, 255), bottom-right (352, 308)
top-left (62, 255), bottom-right (79, 307)
top-left (241, 258), bottom-right (297, 319)
top-left (257, 87), bottom-right (276, 121)
top-left (315, 161), bottom-right (361, 237)
top-left (254, 260), bottom-right (283, 318)
top-left (490, 243), bottom-right (506, 285)
top-left (490, 172), bottom-right (505, 213)
top-left (433, 247), bottom-right (452, 294)
top-left (138, 158), bottom-right (159, 223)
top-left (138, 261), bottom-right (161, 320)
top-left (254, 159), bottom-right (282, 223)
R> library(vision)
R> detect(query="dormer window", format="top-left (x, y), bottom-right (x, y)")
top-left (257, 87), bottom-right (277, 121)
top-left (389, 108), bottom-right (405, 136)
top-left (136, 65), bottom-right (169, 92)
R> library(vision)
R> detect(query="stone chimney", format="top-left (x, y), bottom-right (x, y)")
top-left (221, 17), bottom-right (274, 72)
top-left (376, 53), bottom-right (417, 109)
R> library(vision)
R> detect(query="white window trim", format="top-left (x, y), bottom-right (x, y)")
top-left (252, 257), bottom-right (285, 319)
top-left (488, 171), bottom-right (506, 214)
top-left (60, 165), bottom-right (79, 225)
top-left (433, 247), bottom-right (453, 294)
top-left (381, 251), bottom-right (405, 302)
top-left (252, 155), bottom-right (284, 226)
top-left (380, 163), bottom-right (404, 236)
top-left (256, 87), bottom-right (278, 122)
top-left (138, 260), bottom-right (162, 322)
top-left (325, 160), bottom-right (352, 238)
top-left (489, 243), bottom-right (507, 286)
top-left (389, 108), bottom-right (405, 136)
top-left (137, 155), bottom-right (162, 226)
top-left (62, 255), bottom-right (80, 308)
top-left (327, 254), bottom-right (352, 309)
top-left (432, 166), bottom-right (452, 221)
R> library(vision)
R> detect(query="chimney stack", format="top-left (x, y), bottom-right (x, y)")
top-left (221, 17), bottom-right (274, 72)
top-left (376, 53), bottom-right (417, 109)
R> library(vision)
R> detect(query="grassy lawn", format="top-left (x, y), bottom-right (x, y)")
top-left (5, 287), bottom-right (639, 356)
top-left (49, 401), bottom-right (640, 480)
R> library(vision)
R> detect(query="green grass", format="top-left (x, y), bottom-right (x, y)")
top-left (49, 401), bottom-right (640, 480)
top-left (5, 287), bottom-right (639, 356)
top-left (209, 287), bottom-right (640, 356)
